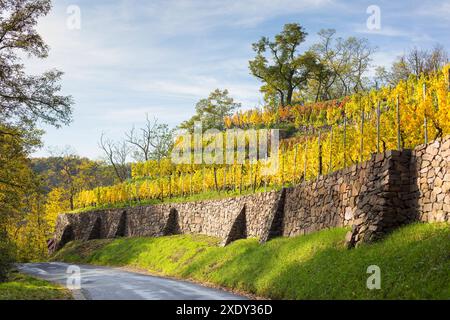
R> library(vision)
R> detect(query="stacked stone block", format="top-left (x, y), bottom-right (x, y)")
top-left (53, 137), bottom-right (450, 251)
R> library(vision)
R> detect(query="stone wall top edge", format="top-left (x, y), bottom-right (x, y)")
top-left (412, 134), bottom-right (450, 153)
top-left (59, 136), bottom-right (447, 219)
top-left (58, 189), bottom-right (282, 218)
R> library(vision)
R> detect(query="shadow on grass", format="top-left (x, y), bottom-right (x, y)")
top-left (176, 224), bottom-right (449, 299)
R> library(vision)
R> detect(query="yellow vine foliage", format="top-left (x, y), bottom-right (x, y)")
top-left (73, 65), bottom-right (450, 210)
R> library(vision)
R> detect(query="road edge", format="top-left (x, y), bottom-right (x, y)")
top-left (71, 289), bottom-right (88, 300)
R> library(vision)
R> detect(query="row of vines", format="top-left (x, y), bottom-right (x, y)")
top-left (74, 65), bottom-right (450, 210)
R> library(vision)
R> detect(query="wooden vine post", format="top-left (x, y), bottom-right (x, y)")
top-left (223, 166), bottom-right (227, 193)
top-left (423, 83), bottom-right (428, 144)
top-left (202, 165), bottom-right (205, 193)
top-left (189, 170), bottom-right (193, 196)
top-left (360, 98), bottom-right (365, 162)
top-left (318, 130), bottom-right (322, 176)
top-left (293, 144), bottom-right (298, 184)
top-left (303, 138), bottom-right (308, 182)
top-left (396, 95), bottom-right (401, 150)
top-left (376, 100), bottom-right (381, 153)
top-left (213, 166), bottom-right (219, 194)
top-left (343, 112), bottom-right (347, 167)
top-left (239, 164), bottom-right (243, 194)
top-left (328, 126), bottom-right (333, 173)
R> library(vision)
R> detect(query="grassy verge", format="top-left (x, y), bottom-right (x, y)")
top-left (52, 223), bottom-right (450, 299)
top-left (0, 272), bottom-right (72, 300)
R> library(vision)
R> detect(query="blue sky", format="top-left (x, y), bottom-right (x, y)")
top-left (28, 0), bottom-right (450, 159)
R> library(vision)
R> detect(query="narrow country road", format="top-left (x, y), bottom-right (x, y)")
top-left (17, 262), bottom-right (247, 300)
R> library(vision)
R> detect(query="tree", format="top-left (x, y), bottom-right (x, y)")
top-left (249, 23), bottom-right (320, 107)
top-left (73, 159), bottom-right (116, 189)
top-left (427, 44), bottom-right (449, 74)
top-left (8, 187), bottom-right (49, 261)
top-left (31, 150), bottom-right (117, 230)
top-left (0, 0), bottom-right (73, 227)
top-left (126, 115), bottom-right (174, 162)
top-left (99, 134), bottom-right (131, 182)
top-left (0, 0), bottom-right (73, 267)
top-left (309, 29), bottom-right (375, 101)
top-left (0, 128), bottom-right (50, 263)
top-left (47, 147), bottom-right (82, 210)
top-left (180, 89), bottom-right (241, 131)
top-left (373, 66), bottom-right (391, 88)
top-left (0, 230), bottom-right (14, 281)
top-left (382, 45), bottom-right (449, 86)
top-left (32, 156), bottom-right (116, 192)
top-left (0, 0), bottom-right (73, 132)
top-left (44, 187), bottom-right (70, 232)
top-left (407, 47), bottom-right (430, 78)
top-left (0, 126), bottom-right (34, 234)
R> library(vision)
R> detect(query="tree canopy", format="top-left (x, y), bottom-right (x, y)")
top-left (309, 29), bottom-right (375, 101)
top-left (0, 0), bottom-right (74, 267)
top-left (180, 89), bottom-right (241, 131)
top-left (249, 23), bottom-right (321, 107)
top-left (0, 0), bottom-right (73, 132)
top-left (126, 115), bottom-right (174, 162)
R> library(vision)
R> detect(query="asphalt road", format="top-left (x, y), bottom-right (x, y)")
top-left (17, 262), bottom-right (246, 300)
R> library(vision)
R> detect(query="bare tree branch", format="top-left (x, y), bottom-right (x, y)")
top-left (99, 133), bottom-right (130, 182)
top-left (125, 115), bottom-right (173, 162)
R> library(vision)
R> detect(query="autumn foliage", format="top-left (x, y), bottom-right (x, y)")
top-left (73, 65), bottom-right (450, 210)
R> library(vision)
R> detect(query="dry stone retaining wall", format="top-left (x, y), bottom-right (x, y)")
top-left (53, 137), bottom-right (450, 251)
top-left (411, 137), bottom-right (450, 223)
top-left (54, 191), bottom-right (281, 249)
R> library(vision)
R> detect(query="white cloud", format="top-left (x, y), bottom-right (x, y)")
top-left (415, 1), bottom-right (450, 21)
top-left (356, 25), bottom-right (409, 37)
top-left (354, 24), bottom-right (435, 44)
top-left (104, 106), bottom-right (188, 124)
top-left (132, 0), bottom-right (335, 33)
top-left (133, 74), bottom-right (259, 103)
top-left (28, 0), bottom-right (336, 93)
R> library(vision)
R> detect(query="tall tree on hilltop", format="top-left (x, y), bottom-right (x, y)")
top-left (249, 23), bottom-right (321, 107)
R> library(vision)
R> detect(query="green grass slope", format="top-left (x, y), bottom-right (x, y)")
top-left (52, 223), bottom-right (450, 300)
top-left (0, 273), bottom-right (72, 300)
